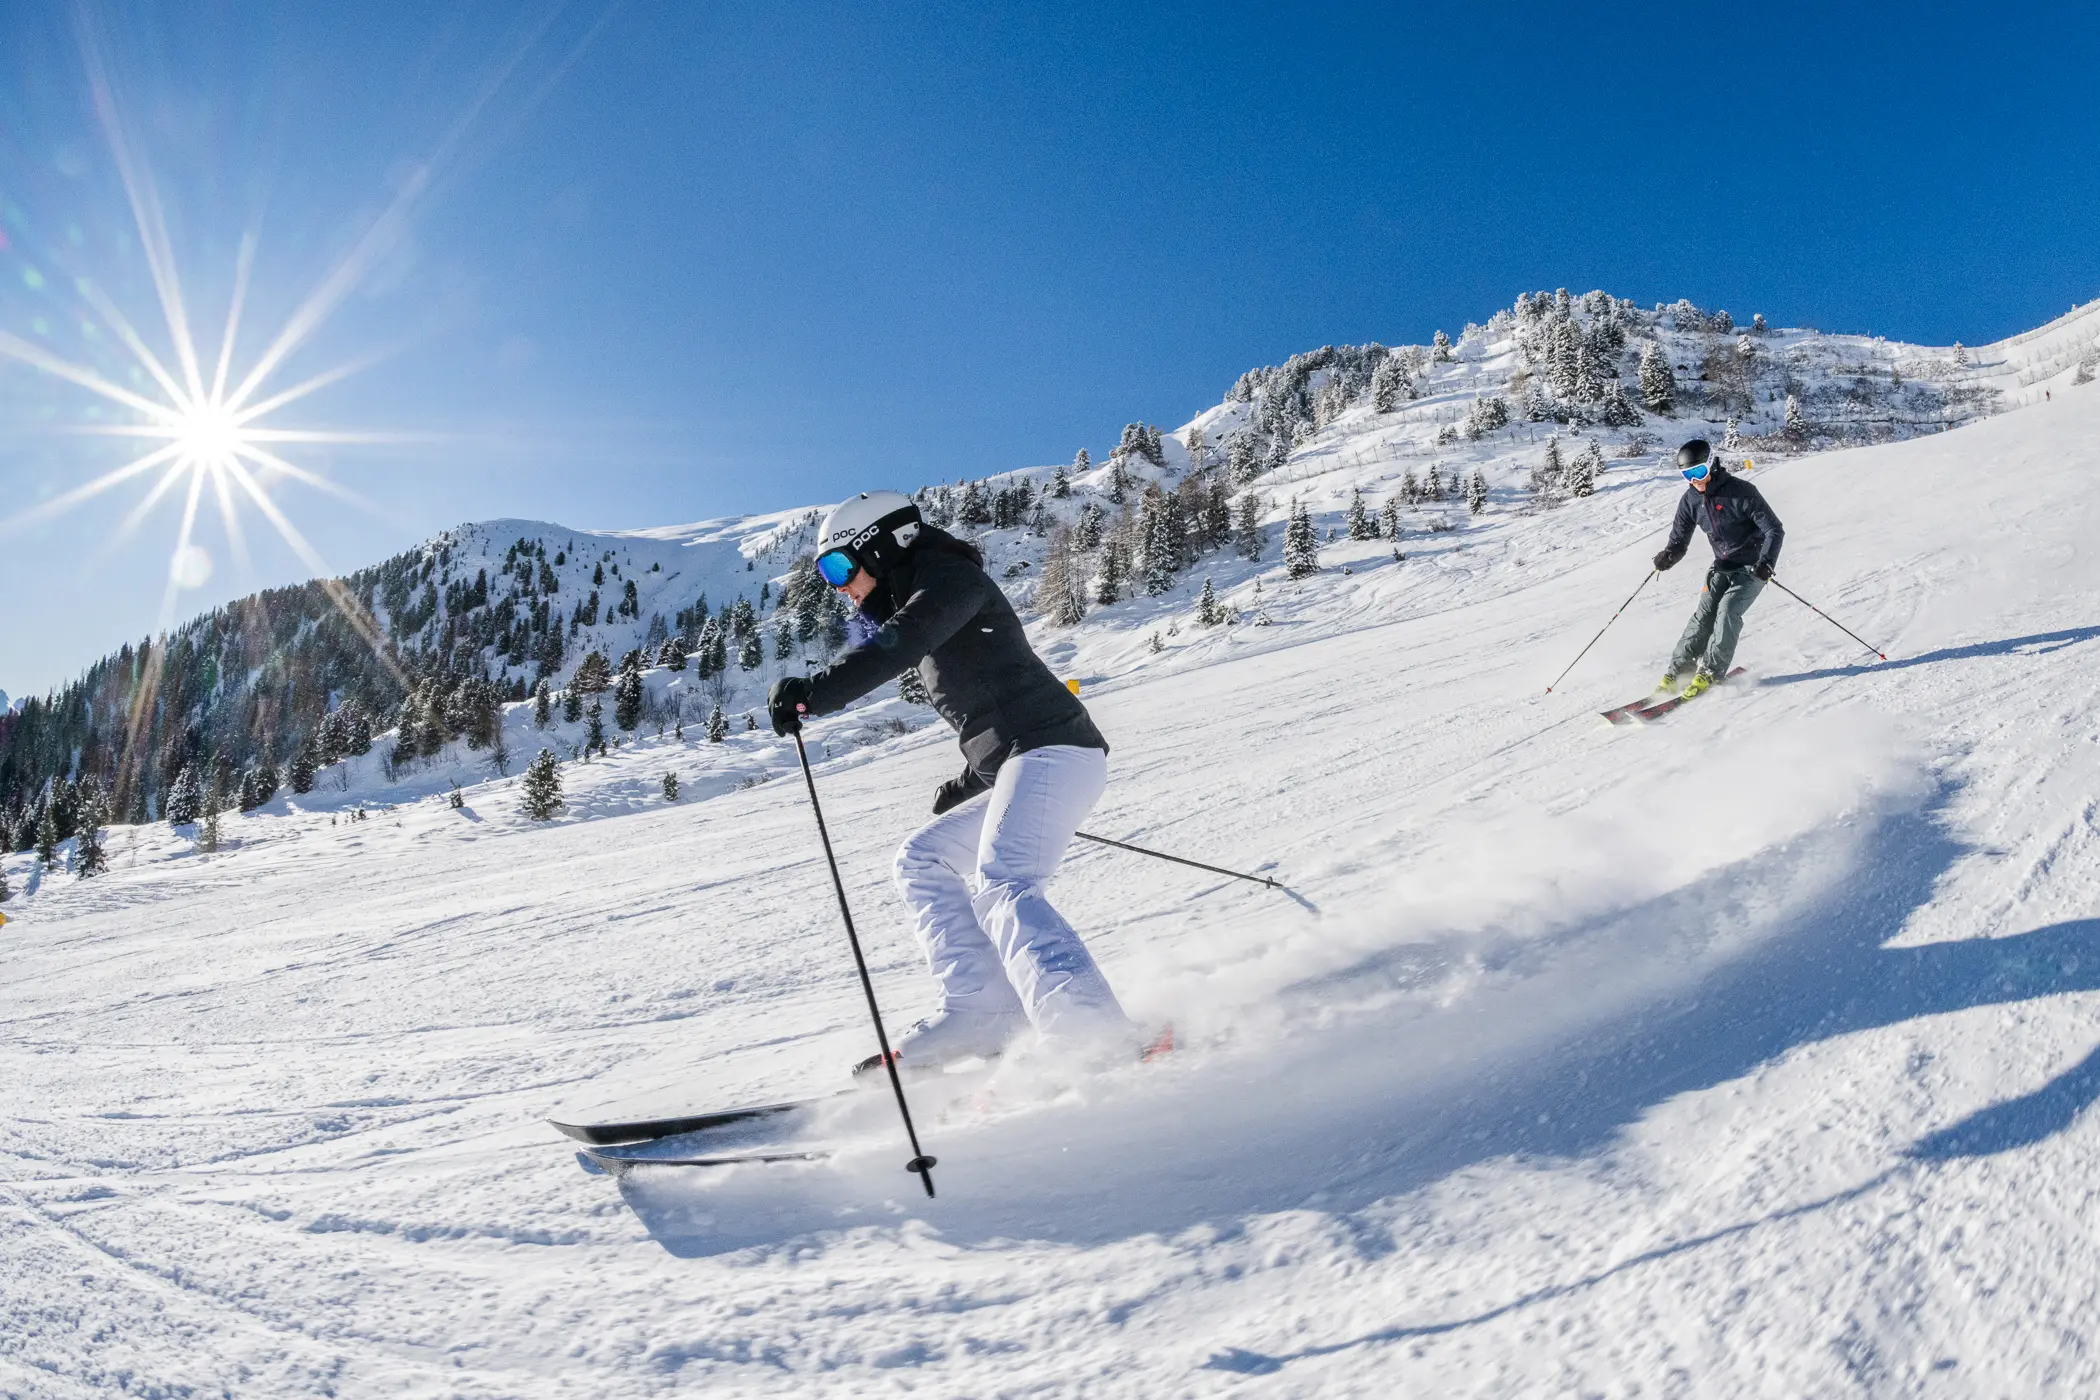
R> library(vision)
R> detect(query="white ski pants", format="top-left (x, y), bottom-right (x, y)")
top-left (891, 745), bottom-right (1127, 1037)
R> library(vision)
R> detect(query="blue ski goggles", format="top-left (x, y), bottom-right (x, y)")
top-left (815, 549), bottom-right (861, 588)
top-left (1680, 461), bottom-right (1711, 482)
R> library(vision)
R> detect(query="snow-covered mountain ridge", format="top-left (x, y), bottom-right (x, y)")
top-left (11, 284), bottom-right (2100, 846)
top-left (5, 291), bottom-right (2100, 1396)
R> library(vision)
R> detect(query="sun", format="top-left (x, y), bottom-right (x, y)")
top-left (172, 399), bottom-right (246, 468)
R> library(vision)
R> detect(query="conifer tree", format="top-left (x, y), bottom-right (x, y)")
top-left (773, 617), bottom-right (793, 661)
top-left (706, 702), bottom-right (729, 742)
top-left (1284, 500), bottom-right (1319, 579)
top-left (1106, 456), bottom-right (1133, 505)
top-left (613, 667), bottom-right (642, 731)
top-left (898, 666), bottom-right (932, 705)
top-left (532, 679), bottom-right (552, 727)
top-left (1094, 540), bottom-right (1125, 604)
top-left (1038, 527), bottom-right (1087, 626)
top-left (1432, 329), bottom-right (1454, 362)
top-left (1050, 460), bottom-right (1072, 498)
top-left (662, 771), bottom-right (679, 802)
top-left (1532, 438), bottom-right (1567, 505)
top-left (1638, 341), bottom-right (1675, 414)
top-left (738, 630), bottom-right (763, 671)
top-left (957, 480), bottom-right (993, 527)
top-left (1201, 475), bottom-right (1232, 551)
top-left (0, 863), bottom-right (10, 903)
top-left (1073, 501), bottom-right (1105, 551)
top-left (562, 686), bottom-right (583, 723)
top-left (1425, 464), bottom-right (1446, 502)
top-left (585, 699), bottom-right (607, 756)
top-left (73, 784), bottom-right (107, 879)
top-left (1466, 468), bottom-right (1489, 515)
top-left (572, 650), bottom-right (612, 694)
top-left (35, 804), bottom-right (61, 869)
top-left (1371, 354), bottom-right (1412, 412)
top-left (1599, 380), bottom-right (1642, 427)
top-left (165, 763), bottom-right (204, 827)
top-left (1569, 441), bottom-right (1604, 497)
top-left (1234, 491), bottom-right (1264, 560)
top-left (1346, 489), bottom-right (1376, 540)
top-left (289, 747), bottom-right (318, 795)
top-left (1784, 394), bottom-right (1808, 444)
top-left (520, 749), bottom-right (563, 819)
top-left (1380, 496), bottom-right (1403, 539)
top-left (1195, 576), bottom-right (1226, 625)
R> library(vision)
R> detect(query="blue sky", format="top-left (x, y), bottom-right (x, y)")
top-left (3, 0), bottom-right (2097, 696)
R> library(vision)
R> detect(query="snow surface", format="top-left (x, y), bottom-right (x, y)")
top-left (9, 373), bottom-right (2100, 1396)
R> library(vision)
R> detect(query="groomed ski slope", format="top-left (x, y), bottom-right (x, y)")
top-left (7, 391), bottom-right (2100, 1397)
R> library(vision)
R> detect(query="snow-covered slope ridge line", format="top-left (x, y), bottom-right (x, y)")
top-left (6, 300), bottom-right (2100, 1396)
top-left (8, 284), bottom-right (2094, 840)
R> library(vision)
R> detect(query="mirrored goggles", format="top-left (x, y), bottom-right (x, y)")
top-left (816, 549), bottom-right (861, 588)
top-left (1680, 461), bottom-right (1711, 482)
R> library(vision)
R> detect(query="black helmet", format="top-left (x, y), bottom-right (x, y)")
top-left (1676, 439), bottom-right (1713, 471)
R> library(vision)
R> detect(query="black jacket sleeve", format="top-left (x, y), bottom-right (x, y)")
top-left (802, 562), bottom-right (990, 716)
top-left (1658, 487), bottom-right (1698, 567)
top-left (1746, 486), bottom-right (1785, 571)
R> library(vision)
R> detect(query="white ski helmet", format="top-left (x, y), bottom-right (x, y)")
top-left (815, 490), bottom-right (922, 584)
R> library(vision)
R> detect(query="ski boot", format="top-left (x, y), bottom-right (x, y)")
top-left (855, 1007), bottom-right (1023, 1078)
top-left (1658, 671), bottom-right (1680, 694)
top-left (1680, 669), bottom-right (1716, 700)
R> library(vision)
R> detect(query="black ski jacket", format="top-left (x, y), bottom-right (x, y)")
top-left (803, 529), bottom-right (1107, 789)
top-left (1657, 465), bottom-right (1785, 573)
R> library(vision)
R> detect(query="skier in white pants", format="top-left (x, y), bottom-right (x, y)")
top-left (769, 491), bottom-right (1131, 1073)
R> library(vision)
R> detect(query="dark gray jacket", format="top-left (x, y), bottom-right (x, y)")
top-left (1659, 465), bottom-right (1785, 572)
top-left (804, 534), bottom-right (1107, 789)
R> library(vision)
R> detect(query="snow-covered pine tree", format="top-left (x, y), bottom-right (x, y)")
top-left (1784, 394), bottom-right (1808, 445)
top-left (0, 864), bottom-right (9, 903)
top-left (289, 747), bottom-right (318, 794)
top-left (532, 679), bottom-right (552, 727)
top-left (957, 480), bottom-right (992, 527)
top-left (614, 666), bottom-right (643, 731)
top-left (1425, 464), bottom-right (1446, 501)
top-left (1106, 456), bottom-right (1133, 505)
top-left (35, 803), bottom-right (61, 867)
top-left (573, 651), bottom-right (611, 694)
top-left (1371, 354), bottom-right (1412, 412)
top-left (706, 702), bottom-right (728, 743)
top-left (1380, 496), bottom-right (1403, 539)
top-left (1432, 329), bottom-right (1454, 362)
top-left (1073, 500), bottom-right (1105, 550)
top-left (585, 699), bottom-right (607, 756)
top-left (1532, 437), bottom-right (1566, 505)
top-left (1569, 440), bottom-right (1604, 497)
top-left (1184, 424), bottom-right (1210, 473)
top-left (1346, 489), bottom-right (1376, 540)
top-left (662, 771), bottom-right (679, 802)
top-left (561, 685), bottom-right (583, 723)
top-left (164, 763), bottom-right (204, 826)
top-left (73, 784), bottom-right (107, 878)
top-left (1195, 577), bottom-right (1225, 626)
top-left (1050, 460), bottom-right (1071, 498)
top-left (738, 629), bottom-right (763, 671)
top-left (1227, 433), bottom-right (1261, 483)
top-left (1599, 380), bottom-right (1642, 427)
top-left (520, 749), bottom-right (563, 819)
top-left (1094, 537), bottom-right (1126, 605)
top-left (659, 635), bottom-right (688, 670)
top-left (1638, 341), bottom-right (1675, 414)
top-left (1466, 467), bottom-right (1489, 514)
top-left (1284, 500), bottom-right (1319, 579)
top-left (1234, 491), bottom-right (1264, 560)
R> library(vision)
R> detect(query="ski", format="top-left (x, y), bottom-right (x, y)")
top-left (578, 1144), bottom-right (834, 1177)
top-left (1602, 690), bottom-right (1671, 725)
top-left (1626, 667), bottom-right (1747, 722)
top-left (547, 1092), bottom-right (851, 1147)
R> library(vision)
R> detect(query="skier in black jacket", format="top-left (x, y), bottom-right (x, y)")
top-left (1651, 438), bottom-right (1785, 698)
top-left (768, 491), bottom-right (1131, 1073)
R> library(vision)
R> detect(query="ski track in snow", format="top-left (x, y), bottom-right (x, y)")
top-left (8, 394), bottom-right (2100, 1395)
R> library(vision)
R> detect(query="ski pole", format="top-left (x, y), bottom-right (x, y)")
top-left (790, 727), bottom-right (938, 1197)
top-left (1766, 577), bottom-right (1888, 661)
top-left (1546, 569), bottom-right (1656, 693)
top-left (1073, 831), bottom-right (1280, 889)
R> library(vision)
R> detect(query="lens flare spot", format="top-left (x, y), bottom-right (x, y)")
top-left (169, 542), bottom-right (213, 588)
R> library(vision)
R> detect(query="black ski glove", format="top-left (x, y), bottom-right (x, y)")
top-left (1652, 550), bottom-right (1678, 573)
top-left (932, 767), bottom-right (990, 815)
top-left (1754, 561), bottom-right (1774, 582)
top-left (767, 677), bottom-right (812, 736)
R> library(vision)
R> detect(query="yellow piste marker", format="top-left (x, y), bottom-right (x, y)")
top-left (1065, 678), bottom-right (1080, 695)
